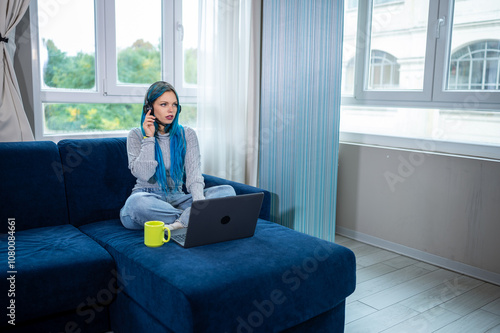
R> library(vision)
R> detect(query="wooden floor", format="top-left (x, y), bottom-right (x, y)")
top-left (335, 234), bottom-right (500, 333)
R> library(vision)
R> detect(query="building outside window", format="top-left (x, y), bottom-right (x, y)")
top-left (448, 40), bottom-right (500, 91)
top-left (341, 0), bottom-right (500, 159)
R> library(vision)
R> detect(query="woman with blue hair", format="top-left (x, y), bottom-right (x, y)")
top-left (120, 81), bottom-right (235, 230)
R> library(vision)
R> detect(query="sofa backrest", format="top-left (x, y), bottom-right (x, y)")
top-left (0, 141), bottom-right (70, 232)
top-left (57, 138), bottom-right (136, 227)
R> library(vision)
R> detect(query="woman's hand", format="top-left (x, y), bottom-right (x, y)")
top-left (143, 110), bottom-right (156, 137)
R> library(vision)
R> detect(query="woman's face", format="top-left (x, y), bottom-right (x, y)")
top-left (152, 90), bottom-right (178, 125)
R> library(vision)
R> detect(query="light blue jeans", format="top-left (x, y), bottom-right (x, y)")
top-left (120, 185), bottom-right (236, 230)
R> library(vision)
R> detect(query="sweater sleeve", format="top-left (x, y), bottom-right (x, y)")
top-left (184, 127), bottom-right (205, 201)
top-left (127, 128), bottom-right (158, 182)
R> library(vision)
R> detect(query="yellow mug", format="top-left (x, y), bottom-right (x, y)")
top-left (144, 221), bottom-right (171, 247)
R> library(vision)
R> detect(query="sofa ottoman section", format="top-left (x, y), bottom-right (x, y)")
top-left (80, 219), bottom-right (356, 333)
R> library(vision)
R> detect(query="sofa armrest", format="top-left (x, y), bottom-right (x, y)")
top-left (202, 174), bottom-right (272, 221)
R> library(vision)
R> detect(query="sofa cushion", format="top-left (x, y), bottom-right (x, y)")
top-left (57, 138), bottom-right (136, 227)
top-left (0, 141), bottom-right (69, 232)
top-left (80, 219), bottom-right (356, 333)
top-left (0, 224), bottom-right (116, 324)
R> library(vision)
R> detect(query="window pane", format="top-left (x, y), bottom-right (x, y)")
top-left (446, 1), bottom-right (500, 91)
top-left (367, 0), bottom-right (430, 90)
top-left (115, 0), bottom-right (162, 85)
top-left (456, 62), bottom-right (470, 87)
top-left (486, 60), bottom-right (498, 86)
top-left (179, 104), bottom-right (198, 128)
top-left (38, 0), bottom-right (96, 90)
top-left (471, 61), bottom-right (483, 85)
top-left (369, 50), bottom-right (400, 88)
top-left (183, 0), bottom-right (199, 86)
top-left (43, 103), bottom-right (142, 134)
top-left (341, 0), bottom-right (359, 95)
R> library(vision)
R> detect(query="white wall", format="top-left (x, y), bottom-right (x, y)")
top-left (336, 142), bottom-right (500, 284)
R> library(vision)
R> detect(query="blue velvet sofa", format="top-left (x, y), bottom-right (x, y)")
top-left (0, 138), bottom-right (356, 332)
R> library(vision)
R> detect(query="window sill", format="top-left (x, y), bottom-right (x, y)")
top-left (37, 131), bottom-right (129, 143)
top-left (340, 132), bottom-right (500, 162)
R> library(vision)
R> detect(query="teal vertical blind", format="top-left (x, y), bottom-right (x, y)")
top-left (259, 0), bottom-right (344, 242)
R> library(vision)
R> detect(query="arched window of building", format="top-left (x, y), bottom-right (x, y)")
top-left (368, 50), bottom-right (400, 89)
top-left (343, 51), bottom-right (400, 93)
top-left (448, 40), bottom-right (500, 90)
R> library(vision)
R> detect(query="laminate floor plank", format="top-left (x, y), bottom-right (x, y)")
top-left (337, 234), bottom-right (500, 333)
top-left (433, 309), bottom-right (500, 333)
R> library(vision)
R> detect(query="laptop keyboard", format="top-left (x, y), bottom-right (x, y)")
top-left (172, 233), bottom-right (186, 244)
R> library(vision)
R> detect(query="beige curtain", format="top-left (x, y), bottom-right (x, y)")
top-left (0, 0), bottom-right (34, 142)
top-left (197, 0), bottom-right (261, 185)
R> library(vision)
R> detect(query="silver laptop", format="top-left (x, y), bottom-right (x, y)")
top-left (170, 193), bottom-right (264, 248)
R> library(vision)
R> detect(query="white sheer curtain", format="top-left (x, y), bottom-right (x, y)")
top-left (0, 0), bottom-right (34, 142)
top-left (197, 0), bottom-right (261, 185)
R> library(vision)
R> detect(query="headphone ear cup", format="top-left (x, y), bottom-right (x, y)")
top-left (178, 104), bottom-right (182, 114)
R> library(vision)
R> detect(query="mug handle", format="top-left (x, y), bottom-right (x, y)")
top-left (163, 226), bottom-right (171, 243)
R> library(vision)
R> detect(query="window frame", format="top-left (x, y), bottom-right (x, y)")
top-left (173, 0), bottom-right (197, 98)
top-left (102, 0), bottom-right (175, 97)
top-left (345, 0), bottom-right (500, 110)
top-left (431, 0), bottom-right (500, 108)
top-left (31, 0), bottom-right (195, 141)
top-left (341, 0), bottom-right (500, 161)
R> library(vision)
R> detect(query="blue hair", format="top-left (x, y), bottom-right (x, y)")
top-left (141, 81), bottom-right (186, 192)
